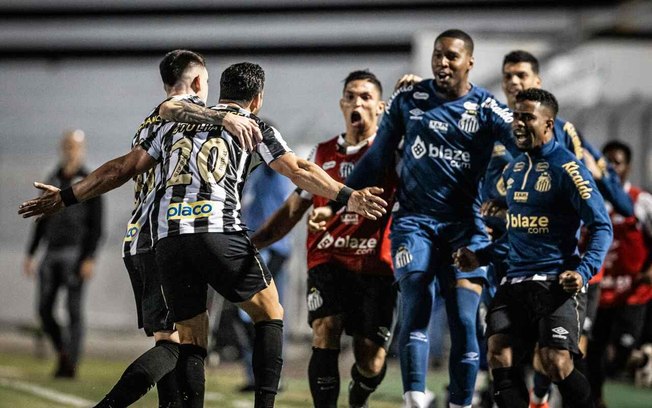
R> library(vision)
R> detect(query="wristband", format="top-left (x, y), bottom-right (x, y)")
top-left (335, 186), bottom-right (354, 205)
top-left (59, 187), bottom-right (79, 207)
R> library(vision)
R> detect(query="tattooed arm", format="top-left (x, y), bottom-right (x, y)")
top-left (159, 99), bottom-right (262, 151)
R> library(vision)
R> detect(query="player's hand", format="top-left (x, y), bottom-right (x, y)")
top-left (23, 257), bottom-right (36, 278)
top-left (452, 247), bottom-right (480, 272)
top-left (480, 199), bottom-right (507, 220)
top-left (79, 258), bottom-right (95, 281)
top-left (223, 112), bottom-right (262, 153)
top-left (394, 74), bottom-right (423, 90)
top-left (347, 187), bottom-right (387, 220)
top-left (559, 270), bottom-right (583, 293)
top-left (581, 148), bottom-right (603, 181)
top-left (18, 182), bottom-right (63, 221)
top-left (308, 206), bottom-right (333, 233)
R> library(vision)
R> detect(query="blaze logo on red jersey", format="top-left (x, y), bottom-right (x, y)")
top-left (303, 134), bottom-right (396, 276)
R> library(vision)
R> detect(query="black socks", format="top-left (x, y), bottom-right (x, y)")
top-left (554, 368), bottom-right (594, 408)
top-left (253, 319), bottom-right (284, 408)
top-left (94, 340), bottom-right (180, 408)
top-left (177, 344), bottom-right (207, 408)
top-left (308, 347), bottom-right (340, 408)
top-left (349, 362), bottom-right (386, 407)
top-left (491, 367), bottom-right (529, 408)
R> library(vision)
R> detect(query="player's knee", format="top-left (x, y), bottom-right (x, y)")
top-left (176, 312), bottom-right (209, 348)
top-left (154, 330), bottom-right (179, 343)
top-left (487, 335), bottom-right (511, 369)
top-left (356, 355), bottom-right (385, 377)
top-left (312, 317), bottom-right (342, 348)
top-left (539, 348), bottom-right (573, 381)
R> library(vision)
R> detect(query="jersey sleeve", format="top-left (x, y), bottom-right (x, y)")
top-left (298, 144), bottom-right (318, 201)
top-left (560, 159), bottom-right (613, 285)
top-left (344, 87), bottom-right (406, 190)
top-left (480, 96), bottom-right (519, 156)
top-left (256, 125), bottom-right (292, 164)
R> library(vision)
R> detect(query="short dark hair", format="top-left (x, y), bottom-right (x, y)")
top-left (219, 62), bottom-right (265, 104)
top-left (602, 140), bottom-right (632, 164)
top-left (515, 88), bottom-right (558, 117)
top-left (503, 50), bottom-right (540, 74)
top-left (343, 70), bottom-right (383, 96)
top-left (159, 49), bottom-right (206, 87)
top-left (436, 29), bottom-right (474, 54)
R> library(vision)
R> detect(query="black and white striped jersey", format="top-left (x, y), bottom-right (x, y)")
top-left (140, 103), bottom-right (292, 240)
top-left (122, 94), bottom-right (205, 257)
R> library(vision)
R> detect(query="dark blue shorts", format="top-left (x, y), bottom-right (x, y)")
top-left (390, 213), bottom-right (490, 283)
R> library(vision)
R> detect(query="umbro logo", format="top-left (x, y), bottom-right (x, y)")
top-left (552, 326), bottom-right (569, 339)
top-left (409, 108), bottom-right (424, 120)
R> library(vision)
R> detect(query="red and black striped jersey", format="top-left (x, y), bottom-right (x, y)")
top-left (300, 134), bottom-right (395, 275)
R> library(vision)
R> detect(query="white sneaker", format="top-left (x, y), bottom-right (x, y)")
top-left (635, 343), bottom-right (652, 388)
top-left (403, 391), bottom-right (431, 408)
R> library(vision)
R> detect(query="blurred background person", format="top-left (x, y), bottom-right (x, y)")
top-left (587, 140), bottom-right (652, 408)
top-left (22, 129), bottom-right (104, 378)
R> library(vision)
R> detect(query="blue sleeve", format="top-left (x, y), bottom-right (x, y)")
top-left (578, 135), bottom-right (633, 217)
top-left (483, 96), bottom-right (520, 157)
top-left (344, 89), bottom-right (406, 190)
top-left (476, 231), bottom-right (509, 266)
top-left (562, 160), bottom-right (613, 285)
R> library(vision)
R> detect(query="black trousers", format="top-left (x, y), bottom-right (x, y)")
top-left (38, 248), bottom-right (84, 365)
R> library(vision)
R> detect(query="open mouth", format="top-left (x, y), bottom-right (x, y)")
top-left (350, 111), bottom-right (363, 127)
top-left (513, 128), bottom-right (529, 144)
top-left (436, 71), bottom-right (451, 82)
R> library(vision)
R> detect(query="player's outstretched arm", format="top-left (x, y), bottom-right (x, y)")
top-left (269, 153), bottom-right (387, 220)
top-left (18, 147), bottom-right (156, 220)
top-left (159, 99), bottom-right (262, 152)
top-left (251, 192), bottom-right (312, 249)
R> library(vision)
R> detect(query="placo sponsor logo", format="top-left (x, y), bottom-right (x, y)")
top-left (167, 200), bottom-right (214, 220)
top-left (124, 223), bottom-right (140, 242)
top-left (507, 213), bottom-right (550, 234)
top-left (562, 161), bottom-right (593, 199)
top-left (322, 160), bottom-right (336, 170)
